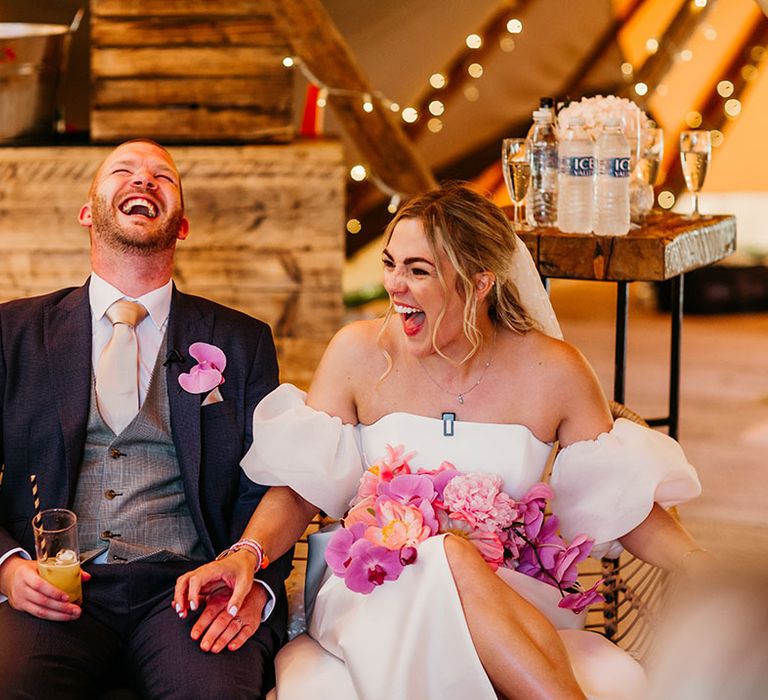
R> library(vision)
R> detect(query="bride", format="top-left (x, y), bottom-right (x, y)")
top-left (174, 184), bottom-right (704, 699)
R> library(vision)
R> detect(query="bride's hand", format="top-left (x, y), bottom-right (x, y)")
top-left (173, 550), bottom-right (257, 619)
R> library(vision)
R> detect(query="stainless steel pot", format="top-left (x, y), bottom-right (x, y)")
top-left (0, 10), bottom-right (82, 141)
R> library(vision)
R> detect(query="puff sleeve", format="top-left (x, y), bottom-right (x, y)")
top-left (240, 384), bottom-right (364, 518)
top-left (551, 419), bottom-right (701, 558)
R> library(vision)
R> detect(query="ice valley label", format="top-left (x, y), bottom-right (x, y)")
top-left (598, 157), bottom-right (631, 178)
top-left (559, 156), bottom-right (595, 177)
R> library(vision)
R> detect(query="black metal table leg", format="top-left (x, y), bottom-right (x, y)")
top-left (668, 274), bottom-right (683, 440)
top-left (613, 281), bottom-right (629, 405)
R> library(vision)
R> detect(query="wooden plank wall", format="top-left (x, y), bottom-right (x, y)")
top-left (90, 0), bottom-right (294, 142)
top-left (0, 141), bottom-right (345, 388)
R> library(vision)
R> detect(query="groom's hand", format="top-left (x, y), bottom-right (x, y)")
top-left (0, 556), bottom-right (89, 621)
top-left (190, 583), bottom-right (267, 653)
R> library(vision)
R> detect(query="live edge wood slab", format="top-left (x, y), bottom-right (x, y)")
top-left (505, 210), bottom-right (737, 282)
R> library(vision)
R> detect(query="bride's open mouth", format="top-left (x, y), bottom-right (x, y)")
top-left (394, 303), bottom-right (426, 336)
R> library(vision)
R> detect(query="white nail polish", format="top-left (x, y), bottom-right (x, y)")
top-left (175, 603), bottom-right (181, 613)
top-left (228, 605), bottom-right (238, 617)
top-left (190, 600), bottom-right (197, 611)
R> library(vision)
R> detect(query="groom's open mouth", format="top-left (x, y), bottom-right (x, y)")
top-left (394, 303), bottom-right (426, 336)
top-left (119, 196), bottom-right (158, 219)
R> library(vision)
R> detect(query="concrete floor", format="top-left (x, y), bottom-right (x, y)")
top-left (552, 279), bottom-right (768, 571)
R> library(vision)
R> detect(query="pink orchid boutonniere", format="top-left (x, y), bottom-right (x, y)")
top-left (178, 342), bottom-right (226, 406)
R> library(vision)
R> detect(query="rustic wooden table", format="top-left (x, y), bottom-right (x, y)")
top-left (507, 210), bottom-right (737, 437)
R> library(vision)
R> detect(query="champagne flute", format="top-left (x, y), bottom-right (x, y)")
top-left (502, 138), bottom-right (531, 231)
top-left (679, 130), bottom-right (711, 219)
top-left (637, 127), bottom-right (664, 186)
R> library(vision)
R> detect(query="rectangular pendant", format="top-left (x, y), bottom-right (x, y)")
top-left (442, 412), bottom-right (456, 437)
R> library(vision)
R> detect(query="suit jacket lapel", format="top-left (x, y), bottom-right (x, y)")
top-left (43, 284), bottom-right (92, 504)
top-left (166, 287), bottom-right (215, 553)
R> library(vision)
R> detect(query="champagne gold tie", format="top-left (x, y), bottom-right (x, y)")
top-left (96, 300), bottom-right (148, 434)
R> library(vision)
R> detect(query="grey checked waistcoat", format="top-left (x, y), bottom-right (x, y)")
top-left (73, 342), bottom-right (205, 563)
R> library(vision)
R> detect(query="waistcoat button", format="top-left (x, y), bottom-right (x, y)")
top-left (104, 489), bottom-right (122, 500)
top-left (100, 530), bottom-right (113, 539)
top-left (110, 449), bottom-right (125, 459)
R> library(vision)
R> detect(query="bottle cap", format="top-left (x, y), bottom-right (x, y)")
top-left (539, 96), bottom-right (554, 109)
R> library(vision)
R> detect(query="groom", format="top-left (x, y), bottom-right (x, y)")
top-left (0, 139), bottom-right (291, 698)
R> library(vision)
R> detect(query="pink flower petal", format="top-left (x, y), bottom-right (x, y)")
top-left (178, 365), bottom-right (222, 394)
top-left (188, 342), bottom-right (226, 372)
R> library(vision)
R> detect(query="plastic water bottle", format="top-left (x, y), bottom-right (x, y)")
top-left (557, 116), bottom-right (594, 233)
top-left (594, 116), bottom-right (630, 236)
top-left (526, 108), bottom-right (558, 227)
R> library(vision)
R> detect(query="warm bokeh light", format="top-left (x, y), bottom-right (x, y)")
top-left (717, 80), bottom-right (735, 97)
top-left (711, 130), bottom-right (725, 147)
top-left (428, 118), bottom-right (443, 133)
top-left (349, 165), bottom-right (367, 182)
top-left (428, 100), bottom-right (445, 116)
top-left (679, 49), bottom-right (693, 62)
top-left (466, 34), bottom-right (482, 49)
top-left (282, 56), bottom-right (295, 68)
top-left (685, 111), bottom-right (703, 127)
top-left (741, 65), bottom-right (758, 82)
top-left (389, 102), bottom-right (400, 112)
top-left (346, 219), bottom-right (362, 234)
top-left (724, 99), bottom-right (742, 118)
top-left (362, 97), bottom-right (374, 113)
top-left (621, 62), bottom-right (634, 76)
top-left (634, 82), bottom-right (649, 96)
top-left (658, 191), bottom-right (676, 209)
top-left (402, 107), bottom-right (418, 123)
top-left (646, 38), bottom-right (659, 54)
top-left (500, 37), bottom-right (515, 52)
top-left (429, 73), bottom-right (446, 89)
top-left (468, 63), bottom-right (484, 78)
top-left (464, 85), bottom-right (480, 102)
top-left (506, 18), bottom-right (523, 34)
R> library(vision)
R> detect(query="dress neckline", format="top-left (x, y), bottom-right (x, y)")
top-left (360, 411), bottom-right (553, 448)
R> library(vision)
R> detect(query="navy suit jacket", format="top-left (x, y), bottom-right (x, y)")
top-left (0, 281), bottom-right (290, 635)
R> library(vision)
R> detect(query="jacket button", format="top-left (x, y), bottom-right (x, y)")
top-left (110, 449), bottom-right (125, 459)
top-left (104, 489), bottom-right (122, 500)
top-left (101, 530), bottom-right (113, 539)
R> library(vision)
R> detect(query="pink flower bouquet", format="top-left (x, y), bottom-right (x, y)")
top-left (326, 444), bottom-right (603, 613)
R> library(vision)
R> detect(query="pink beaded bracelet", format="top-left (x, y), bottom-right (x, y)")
top-left (216, 538), bottom-right (270, 570)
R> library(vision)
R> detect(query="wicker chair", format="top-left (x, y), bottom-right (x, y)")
top-left (580, 401), bottom-right (673, 660)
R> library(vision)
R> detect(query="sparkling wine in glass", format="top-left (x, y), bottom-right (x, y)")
top-left (502, 138), bottom-right (531, 231)
top-left (679, 130), bottom-right (711, 219)
top-left (637, 127), bottom-right (664, 186)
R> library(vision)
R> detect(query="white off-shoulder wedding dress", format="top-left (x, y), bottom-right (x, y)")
top-left (244, 385), bottom-right (701, 700)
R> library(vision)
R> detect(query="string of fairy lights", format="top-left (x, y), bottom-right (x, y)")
top-left (282, 0), bottom-right (764, 231)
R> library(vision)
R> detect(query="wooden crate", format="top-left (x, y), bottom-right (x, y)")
top-left (0, 140), bottom-right (345, 388)
top-left (90, 0), bottom-right (294, 143)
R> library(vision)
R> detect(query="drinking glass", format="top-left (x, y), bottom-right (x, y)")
top-left (501, 138), bottom-right (531, 231)
top-left (33, 508), bottom-right (82, 605)
top-left (637, 127), bottom-right (664, 186)
top-left (679, 130), bottom-right (711, 219)
top-left (621, 109), bottom-right (643, 170)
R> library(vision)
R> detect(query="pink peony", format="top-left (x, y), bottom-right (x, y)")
top-left (344, 495), bottom-right (378, 528)
top-left (443, 473), bottom-right (518, 531)
top-left (365, 499), bottom-right (432, 550)
top-left (438, 511), bottom-right (506, 569)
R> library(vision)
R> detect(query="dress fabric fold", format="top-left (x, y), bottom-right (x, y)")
top-left (245, 385), bottom-right (701, 700)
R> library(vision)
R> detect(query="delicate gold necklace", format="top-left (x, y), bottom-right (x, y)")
top-left (418, 330), bottom-right (496, 405)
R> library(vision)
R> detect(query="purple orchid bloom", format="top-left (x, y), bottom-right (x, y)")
top-left (178, 342), bottom-right (226, 394)
top-left (378, 474), bottom-right (439, 533)
top-left (325, 523), bottom-right (366, 577)
top-left (343, 538), bottom-right (404, 594)
top-left (558, 580), bottom-right (604, 613)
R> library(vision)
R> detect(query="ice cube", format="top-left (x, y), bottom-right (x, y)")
top-left (55, 548), bottom-right (78, 564)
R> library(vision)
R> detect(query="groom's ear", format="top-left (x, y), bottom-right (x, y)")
top-left (177, 216), bottom-right (190, 241)
top-left (78, 202), bottom-right (92, 228)
top-left (474, 272), bottom-right (495, 301)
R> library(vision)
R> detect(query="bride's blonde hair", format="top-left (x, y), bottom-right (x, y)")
top-left (381, 183), bottom-right (537, 364)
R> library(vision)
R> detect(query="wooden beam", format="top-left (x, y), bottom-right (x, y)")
top-left (264, 0), bottom-right (437, 197)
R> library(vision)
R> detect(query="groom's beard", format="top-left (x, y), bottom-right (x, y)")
top-left (91, 194), bottom-right (183, 255)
